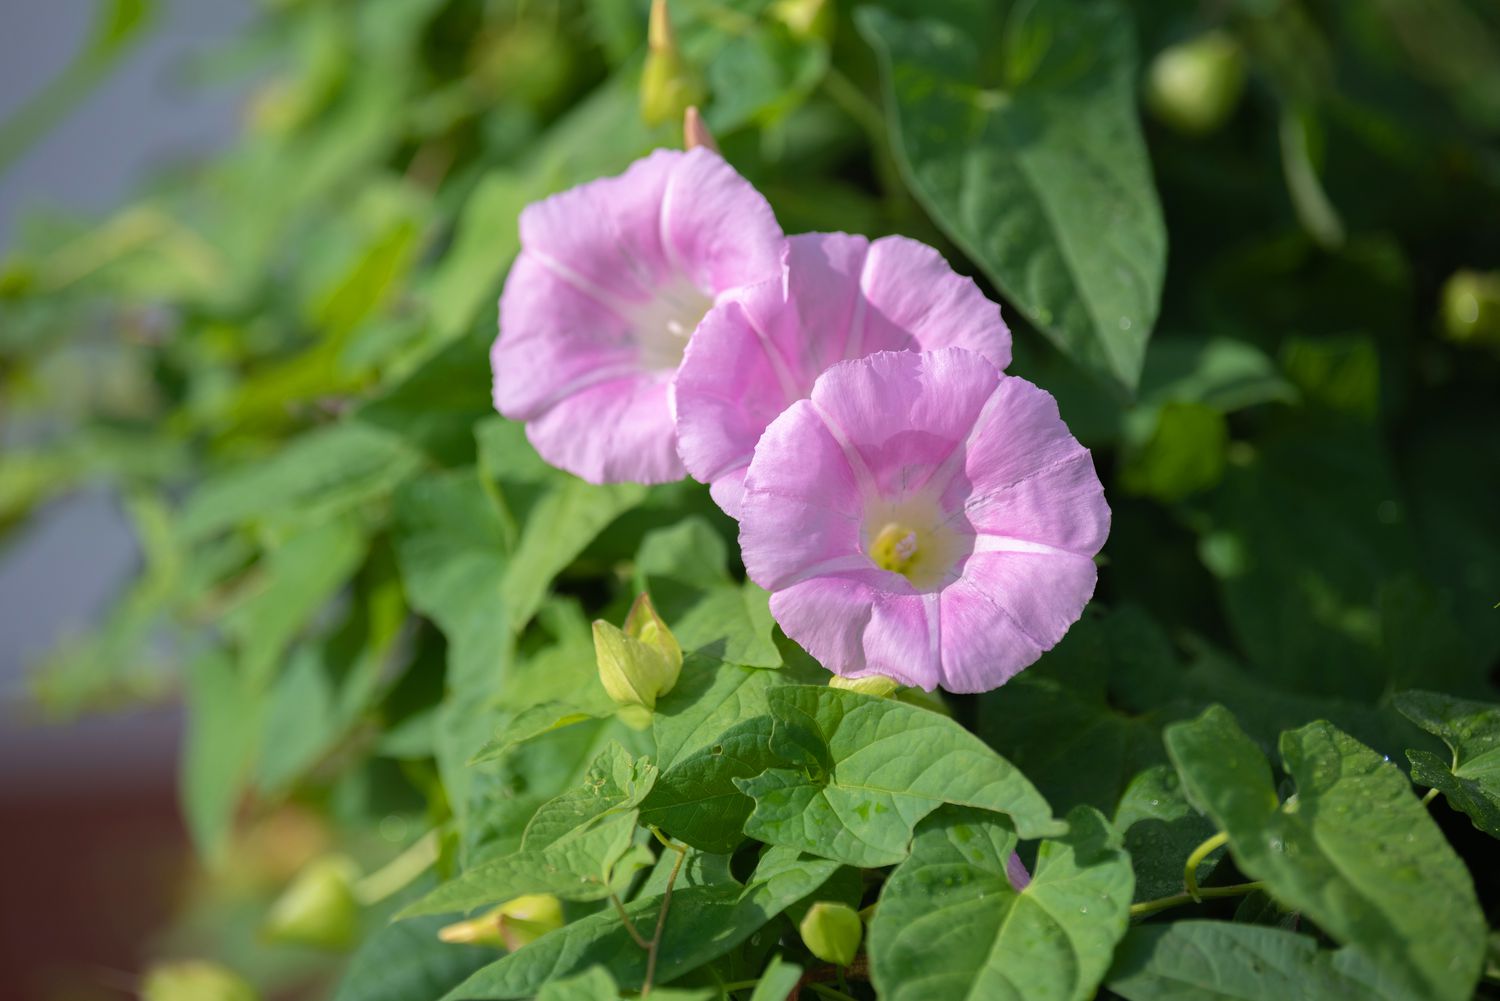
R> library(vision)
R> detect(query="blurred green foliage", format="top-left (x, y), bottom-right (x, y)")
top-left (3, 0), bottom-right (1500, 998)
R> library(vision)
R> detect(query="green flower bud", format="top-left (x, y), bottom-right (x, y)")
top-left (640, 0), bottom-right (707, 127)
top-left (142, 961), bottom-right (259, 1001)
top-left (829, 674), bottom-right (901, 698)
top-left (262, 855), bottom-right (360, 951)
top-left (1440, 269), bottom-right (1500, 349)
top-left (771, 0), bottom-right (834, 41)
top-left (1145, 31), bottom-right (1246, 136)
top-left (439, 894), bottom-right (565, 951)
top-left (595, 593), bottom-right (682, 718)
top-left (800, 901), bottom-right (863, 967)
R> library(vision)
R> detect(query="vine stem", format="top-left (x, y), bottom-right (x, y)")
top-left (610, 894), bottom-right (650, 949)
top-left (1129, 881), bottom-right (1264, 919)
top-left (1183, 831), bottom-right (1229, 903)
top-left (641, 835), bottom-right (689, 998)
top-left (1421, 787), bottom-right (1440, 806)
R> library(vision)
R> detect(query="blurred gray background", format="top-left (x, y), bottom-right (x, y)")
top-left (0, 0), bottom-right (251, 775)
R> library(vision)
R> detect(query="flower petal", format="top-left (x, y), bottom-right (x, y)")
top-left (937, 550), bottom-right (1099, 692)
top-left (522, 372), bottom-right (683, 485)
top-left (497, 147), bottom-right (785, 486)
top-left (740, 400), bottom-right (864, 591)
top-left (673, 290), bottom-right (794, 516)
top-left (942, 375), bottom-right (1110, 554)
top-left (660, 148), bottom-right (786, 293)
top-left (518, 149), bottom-right (679, 307)
top-left (857, 235), bottom-right (1012, 370)
top-left (675, 234), bottom-right (1011, 511)
top-left (494, 253), bottom-right (638, 421)
top-left (808, 348), bottom-right (998, 498)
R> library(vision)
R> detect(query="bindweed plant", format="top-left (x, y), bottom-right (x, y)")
top-left (4, 1), bottom-right (1500, 999)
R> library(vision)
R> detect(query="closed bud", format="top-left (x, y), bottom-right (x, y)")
top-left (771, 0), bottom-right (833, 41)
top-left (1145, 31), bottom-right (1246, 136)
top-left (800, 901), bottom-right (862, 967)
top-left (595, 593), bottom-right (682, 717)
top-left (1440, 269), bottom-right (1500, 349)
top-left (262, 855), bottom-right (360, 951)
top-left (829, 674), bottom-right (900, 698)
top-left (641, 0), bottom-right (706, 127)
top-left (142, 961), bottom-right (259, 1001)
top-left (439, 894), bottom-right (564, 951)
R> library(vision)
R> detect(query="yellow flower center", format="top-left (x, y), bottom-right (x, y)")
top-left (869, 521), bottom-right (921, 576)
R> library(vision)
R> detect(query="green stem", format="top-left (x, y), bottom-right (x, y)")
top-left (1420, 787), bottom-right (1440, 807)
top-left (611, 893), bottom-right (650, 949)
top-left (1183, 830), bottom-right (1229, 902)
top-left (354, 830), bottom-right (439, 904)
top-left (1129, 881), bottom-right (1264, 919)
top-left (641, 839), bottom-right (688, 998)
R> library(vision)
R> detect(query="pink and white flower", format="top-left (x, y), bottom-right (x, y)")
top-left (493, 147), bottom-right (785, 484)
top-left (674, 232), bottom-right (1011, 516)
top-left (739, 347), bottom-right (1108, 693)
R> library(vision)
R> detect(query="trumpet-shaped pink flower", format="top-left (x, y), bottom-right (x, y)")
top-left (493, 148), bottom-right (784, 484)
top-left (739, 348), bottom-right (1108, 693)
top-left (674, 232), bottom-right (1011, 516)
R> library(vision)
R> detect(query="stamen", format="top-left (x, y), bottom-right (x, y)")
top-left (870, 521), bottom-right (920, 576)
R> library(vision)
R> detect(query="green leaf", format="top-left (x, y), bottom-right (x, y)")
top-left (641, 661), bottom-right (809, 855)
top-left (1163, 706), bottom-right (1487, 1001)
top-left (470, 702), bottom-right (613, 766)
top-left (353, 329), bottom-right (494, 466)
top-left (331, 914), bottom-right (493, 1001)
top-left (635, 519), bottom-right (780, 668)
top-left (255, 551), bottom-right (406, 791)
top-left (1119, 401), bottom-right (1229, 503)
top-left (422, 172), bottom-right (533, 343)
top-left (521, 744), bottom-right (659, 849)
top-left (180, 651), bottom-right (262, 864)
top-left (398, 810), bottom-right (651, 918)
top-left (533, 967), bottom-right (619, 1001)
top-left (977, 608), bottom-right (1189, 814)
top-left (1396, 690), bottom-right (1500, 839)
top-left (737, 686), bottom-right (1061, 866)
top-left (857, 0), bottom-right (1165, 393)
top-left (477, 419), bottom-right (646, 631)
top-left (534, 965), bottom-right (713, 1001)
top-left (180, 423), bottom-right (423, 541)
top-left (1112, 765), bottom-right (1221, 904)
top-left (1108, 921), bottom-right (1423, 1001)
top-left (748, 955), bottom-right (804, 1001)
top-left (1137, 337), bottom-right (1297, 413)
top-left (869, 805), bottom-right (1133, 1001)
top-left (222, 516), bottom-right (367, 688)
top-left (393, 469), bottom-right (510, 692)
top-left (1197, 420), bottom-right (1440, 700)
top-left (442, 847), bottom-right (840, 998)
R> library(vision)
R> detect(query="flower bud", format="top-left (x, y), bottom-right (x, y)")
top-left (800, 901), bottom-right (862, 966)
top-left (595, 593), bottom-right (682, 717)
top-left (439, 894), bottom-right (564, 951)
top-left (1145, 31), bottom-right (1246, 136)
top-left (1440, 269), bottom-right (1500, 349)
top-left (640, 0), bottom-right (707, 127)
top-left (829, 674), bottom-right (900, 698)
top-left (771, 0), bottom-right (833, 41)
top-left (262, 855), bottom-right (360, 951)
top-left (142, 961), bottom-right (259, 1001)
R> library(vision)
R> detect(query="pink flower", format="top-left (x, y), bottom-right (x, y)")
top-left (739, 348), bottom-right (1108, 693)
top-left (674, 232), bottom-right (1011, 516)
top-left (493, 148), bottom-right (784, 484)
